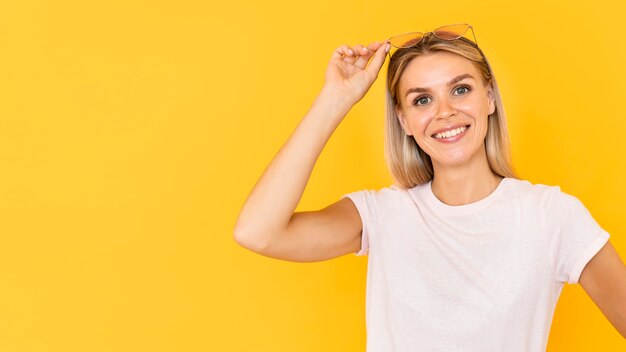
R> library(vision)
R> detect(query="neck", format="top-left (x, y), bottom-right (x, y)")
top-left (430, 146), bottom-right (504, 206)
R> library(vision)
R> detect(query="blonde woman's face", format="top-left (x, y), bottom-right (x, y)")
top-left (395, 51), bottom-right (495, 169)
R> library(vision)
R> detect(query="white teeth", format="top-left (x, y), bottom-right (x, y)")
top-left (434, 126), bottom-right (467, 139)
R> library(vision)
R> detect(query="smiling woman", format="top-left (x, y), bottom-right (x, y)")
top-left (384, 30), bottom-right (515, 192)
top-left (393, 53), bottom-right (498, 183)
top-left (234, 23), bottom-right (626, 351)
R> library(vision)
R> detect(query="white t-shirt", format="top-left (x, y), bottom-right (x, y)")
top-left (341, 177), bottom-right (610, 352)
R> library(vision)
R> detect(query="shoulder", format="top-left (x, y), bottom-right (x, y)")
top-left (506, 177), bottom-right (564, 203)
top-left (341, 183), bottom-right (416, 209)
top-left (505, 178), bottom-right (585, 213)
top-left (342, 183), bottom-right (408, 200)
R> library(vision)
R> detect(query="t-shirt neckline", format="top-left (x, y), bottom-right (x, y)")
top-left (423, 177), bottom-right (511, 216)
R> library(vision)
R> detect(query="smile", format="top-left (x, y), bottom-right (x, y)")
top-left (432, 125), bottom-right (470, 141)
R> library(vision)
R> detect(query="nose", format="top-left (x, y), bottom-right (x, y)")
top-left (435, 96), bottom-right (457, 120)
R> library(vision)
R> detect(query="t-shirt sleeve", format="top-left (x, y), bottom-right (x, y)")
top-left (340, 190), bottom-right (374, 256)
top-left (547, 188), bottom-right (611, 284)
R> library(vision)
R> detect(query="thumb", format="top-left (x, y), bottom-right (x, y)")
top-left (364, 41), bottom-right (390, 81)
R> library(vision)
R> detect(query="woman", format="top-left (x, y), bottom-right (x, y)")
top-left (234, 24), bottom-right (626, 350)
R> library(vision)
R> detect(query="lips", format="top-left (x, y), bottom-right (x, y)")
top-left (431, 124), bottom-right (471, 139)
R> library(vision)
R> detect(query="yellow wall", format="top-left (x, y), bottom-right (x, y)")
top-left (0, 0), bottom-right (624, 350)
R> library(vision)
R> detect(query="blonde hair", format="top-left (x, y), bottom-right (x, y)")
top-left (384, 35), bottom-right (517, 189)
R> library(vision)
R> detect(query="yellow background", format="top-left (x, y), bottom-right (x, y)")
top-left (0, 0), bottom-right (624, 350)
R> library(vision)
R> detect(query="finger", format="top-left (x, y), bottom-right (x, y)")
top-left (344, 44), bottom-right (365, 65)
top-left (354, 41), bottom-right (382, 69)
top-left (352, 44), bottom-right (367, 56)
top-left (367, 41), bottom-right (383, 51)
top-left (364, 41), bottom-right (390, 80)
top-left (331, 45), bottom-right (355, 60)
top-left (342, 45), bottom-right (359, 64)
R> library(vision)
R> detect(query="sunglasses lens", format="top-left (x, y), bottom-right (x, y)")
top-left (389, 32), bottom-right (424, 48)
top-left (388, 24), bottom-right (473, 50)
top-left (434, 24), bottom-right (469, 40)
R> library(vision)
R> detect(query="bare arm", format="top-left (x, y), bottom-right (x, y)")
top-left (579, 240), bottom-right (626, 338)
top-left (234, 40), bottom-right (390, 261)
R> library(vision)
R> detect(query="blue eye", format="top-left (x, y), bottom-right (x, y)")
top-left (455, 85), bottom-right (471, 95)
top-left (412, 85), bottom-right (472, 106)
top-left (414, 96), bottom-right (430, 106)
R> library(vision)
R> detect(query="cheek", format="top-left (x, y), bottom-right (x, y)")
top-left (414, 116), bottom-right (433, 135)
top-left (456, 98), bottom-right (484, 115)
top-left (401, 110), bottom-right (431, 134)
top-left (456, 101), bottom-right (492, 129)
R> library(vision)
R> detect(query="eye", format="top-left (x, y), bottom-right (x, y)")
top-left (413, 96), bottom-right (430, 106)
top-left (412, 85), bottom-right (472, 106)
top-left (454, 85), bottom-right (471, 95)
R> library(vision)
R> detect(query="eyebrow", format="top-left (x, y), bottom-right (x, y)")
top-left (404, 73), bottom-right (475, 98)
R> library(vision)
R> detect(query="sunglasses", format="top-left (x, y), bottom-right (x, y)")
top-left (386, 23), bottom-right (478, 59)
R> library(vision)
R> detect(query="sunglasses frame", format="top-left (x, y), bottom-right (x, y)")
top-left (386, 23), bottom-right (479, 60)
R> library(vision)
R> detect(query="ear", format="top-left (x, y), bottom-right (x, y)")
top-left (395, 105), bottom-right (412, 136)
top-left (487, 85), bottom-right (496, 116)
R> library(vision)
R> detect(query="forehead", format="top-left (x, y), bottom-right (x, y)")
top-left (398, 52), bottom-right (481, 92)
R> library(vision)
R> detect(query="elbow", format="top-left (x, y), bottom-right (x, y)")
top-left (233, 225), bottom-right (269, 253)
top-left (233, 225), bottom-right (252, 248)
top-left (233, 217), bottom-right (252, 246)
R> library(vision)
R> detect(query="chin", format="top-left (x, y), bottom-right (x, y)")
top-left (430, 151), bottom-right (469, 165)
top-left (439, 159), bottom-right (470, 168)
top-left (433, 151), bottom-right (486, 170)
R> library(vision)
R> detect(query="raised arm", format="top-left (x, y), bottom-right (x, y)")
top-left (233, 40), bottom-right (390, 262)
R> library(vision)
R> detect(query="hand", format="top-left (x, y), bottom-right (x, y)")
top-left (322, 40), bottom-right (390, 106)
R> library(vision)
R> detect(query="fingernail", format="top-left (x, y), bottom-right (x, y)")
top-left (385, 44), bottom-right (390, 53)
top-left (349, 49), bottom-right (354, 55)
